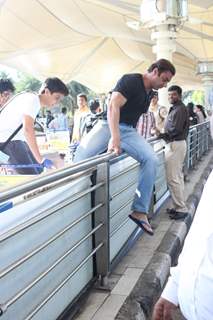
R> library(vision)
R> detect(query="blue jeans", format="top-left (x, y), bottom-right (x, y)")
top-left (74, 120), bottom-right (158, 214)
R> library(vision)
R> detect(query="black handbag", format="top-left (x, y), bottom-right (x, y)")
top-left (0, 123), bottom-right (23, 152)
top-left (0, 92), bottom-right (26, 152)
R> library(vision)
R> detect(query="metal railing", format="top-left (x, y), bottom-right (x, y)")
top-left (185, 121), bottom-right (211, 172)
top-left (0, 121), bottom-right (210, 320)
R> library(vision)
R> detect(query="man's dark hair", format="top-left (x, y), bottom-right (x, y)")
top-left (148, 59), bottom-right (176, 76)
top-left (77, 93), bottom-right (87, 101)
top-left (168, 85), bottom-right (182, 96)
top-left (89, 99), bottom-right (100, 113)
top-left (42, 77), bottom-right (69, 96)
top-left (0, 78), bottom-right (15, 93)
top-left (61, 107), bottom-right (67, 114)
top-left (187, 102), bottom-right (196, 118)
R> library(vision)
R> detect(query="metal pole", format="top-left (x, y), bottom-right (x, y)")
top-left (94, 162), bottom-right (110, 288)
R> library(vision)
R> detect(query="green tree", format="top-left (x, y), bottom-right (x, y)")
top-left (192, 90), bottom-right (204, 105)
top-left (0, 71), bottom-right (11, 79)
top-left (15, 72), bottom-right (41, 93)
top-left (183, 90), bottom-right (205, 106)
top-left (64, 81), bottom-right (96, 114)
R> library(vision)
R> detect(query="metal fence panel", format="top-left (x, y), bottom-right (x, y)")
top-left (0, 121), bottom-right (210, 319)
top-left (0, 177), bottom-right (94, 320)
top-left (109, 157), bottom-right (139, 262)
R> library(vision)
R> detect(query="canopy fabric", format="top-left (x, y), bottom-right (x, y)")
top-left (0, 0), bottom-right (212, 92)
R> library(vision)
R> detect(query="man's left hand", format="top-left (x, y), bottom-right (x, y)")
top-left (107, 137), bottom-right (121, 156)
top-left (152, 297), bottom-right (177, 320)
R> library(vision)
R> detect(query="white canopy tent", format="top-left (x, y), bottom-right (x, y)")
top-left (0, 0), bottom-right (212, 92)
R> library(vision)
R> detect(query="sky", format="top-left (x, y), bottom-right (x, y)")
top-left (0, 64), bottom-right (19, 80)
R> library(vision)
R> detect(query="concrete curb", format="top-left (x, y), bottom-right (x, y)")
top-left (116, 156), bottom-right (213, 320)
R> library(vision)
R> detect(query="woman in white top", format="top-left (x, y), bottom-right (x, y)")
top-left (194, 104), bottom-right (207, 123)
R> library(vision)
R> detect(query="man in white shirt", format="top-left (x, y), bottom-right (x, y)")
top-left (0, 77), bottom-right (69, 174)
top-left (152, 169), bottom-right (213, 320)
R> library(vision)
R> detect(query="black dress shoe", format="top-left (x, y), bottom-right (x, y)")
top-left (169, 211), bottom-right (188, 220)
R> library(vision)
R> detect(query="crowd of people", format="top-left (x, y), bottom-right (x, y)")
top-left (0, 60), bottom-right (209, 226)
top-left (0, 59), bottom-right (212, 319)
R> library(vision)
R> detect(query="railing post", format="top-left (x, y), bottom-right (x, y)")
top-left (94, 162), bottom-right (110, 288)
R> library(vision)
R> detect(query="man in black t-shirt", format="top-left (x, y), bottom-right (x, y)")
top-left (74, 59), bottom-right (175, 235)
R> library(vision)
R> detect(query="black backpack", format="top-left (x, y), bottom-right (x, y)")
top-left (85, 111), bottom-right (107, 133)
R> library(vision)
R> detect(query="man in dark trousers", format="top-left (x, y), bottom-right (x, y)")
top-left (159, 85), bottom-right (189, 220)
top-left (74, 59), bottom-right (176, 235)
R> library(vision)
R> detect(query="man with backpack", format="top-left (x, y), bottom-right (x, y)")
top-left (0, 77), bottom-right (69, 174)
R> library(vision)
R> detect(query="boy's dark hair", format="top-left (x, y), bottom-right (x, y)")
top-left (41, 77), bottom-right (69, 96)
top-left (0, 78), bottom-right (15, 93)
top-left (168, 85), bottom-right (182, 96)
top-left (148, 59), bottom-right (176, 76)
top-left (89, 99), bottom-right (100, 113)
top-left (77, 93), bottom-right (87, 101)
top-left (61, 107), bottom-right (67, 114)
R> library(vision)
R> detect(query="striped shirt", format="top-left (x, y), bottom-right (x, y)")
top-left (136, 112), bottom-right (156, 139)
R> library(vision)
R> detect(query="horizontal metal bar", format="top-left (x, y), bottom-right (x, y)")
top-left (0, 182), bottom-right (104, 242)
top-left (111, 180), bottom-right (137, 199)
top-left (0, 203), bottom-right (104, 278)
top-left (0, 129), bottom-right (181, 203)
top-left (110, 198), bottom-right (132, 219)
top-left (21, 169), bottom-right (92, 201)
top-left (155, 147), bottom-right (165, 154)
top-left (188, 121), bottom-right (209, 130)
top-left (0, 223), bottom-right (103, 313)
top-left (110, 217), bottom-right (130, 237)
top-left (24, 242), bottom-right (103, 320)
top-left (0, 152), bottom-right (115, 203)
top-left (110, 163), bottom-right (139, 181)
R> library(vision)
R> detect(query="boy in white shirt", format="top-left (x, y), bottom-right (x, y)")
top-left (0, 77), bottom-right (69, 174)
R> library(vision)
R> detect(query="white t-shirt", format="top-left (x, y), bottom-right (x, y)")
top-left (0, 92), bottom-right (41, 143)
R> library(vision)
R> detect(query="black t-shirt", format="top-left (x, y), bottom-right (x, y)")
top-left (113, 73), bottom-right (154, 128)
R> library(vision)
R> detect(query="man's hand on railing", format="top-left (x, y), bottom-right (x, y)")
top-left (107, 137), bottom-right (122, 156)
